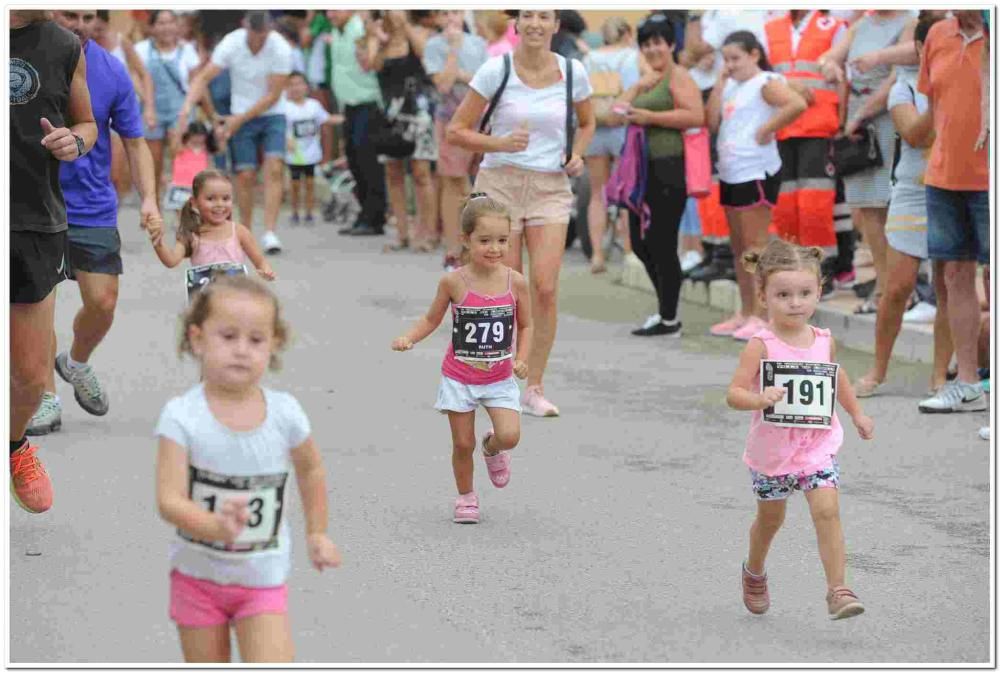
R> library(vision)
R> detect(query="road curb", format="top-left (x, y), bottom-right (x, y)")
top-left (617, 252), bottom-right (936, 364)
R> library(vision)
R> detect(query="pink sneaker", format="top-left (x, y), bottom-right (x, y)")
top-left (732, 316), bottom-right (767, 341)
top-left (521, 385), bottom-right (559, 417)
top-left (482, 430), bottom-right (511, 488)
top-left (453, 492), bottom-right (479, 524)
top-left (710, 314), bottom-right (747, 337)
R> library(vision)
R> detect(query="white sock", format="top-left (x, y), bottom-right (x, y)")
top-left (661, 318), bottom-right (679, 327)
top-left (66, 354), bottom-right (85, 370)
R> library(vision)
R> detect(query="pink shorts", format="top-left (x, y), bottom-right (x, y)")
top-left (435, 119), bottom-right (475, 178)
top-left (169, 570), bottom-right (288, 628)
top-left (473, 164), bottom-right (573, 233)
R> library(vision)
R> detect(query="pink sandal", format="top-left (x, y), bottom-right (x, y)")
top-left (482, 430), bottom-right (511, 489)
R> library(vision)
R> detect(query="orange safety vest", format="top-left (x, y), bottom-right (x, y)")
top-left (766, 12), bottom-right (844, 140)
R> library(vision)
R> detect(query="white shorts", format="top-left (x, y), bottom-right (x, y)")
top-left (434, 376), bottom-right (521, 414)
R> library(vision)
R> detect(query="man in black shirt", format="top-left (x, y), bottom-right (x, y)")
top-left (10, 10), bottom-right (97, 514)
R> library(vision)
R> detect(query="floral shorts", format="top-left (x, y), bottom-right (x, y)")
top-left (750, 457), bottom-right (840, 501)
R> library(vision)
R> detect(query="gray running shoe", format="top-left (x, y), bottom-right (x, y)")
top-left (55, 352), bottom-right (109, 416)
top-left (918, 380), bottom-right (988, 414)
top-left (26, 393), bottom-right (62, 436)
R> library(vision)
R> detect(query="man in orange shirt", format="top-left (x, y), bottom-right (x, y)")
top-left (916, 10), bottom-right (989, 414)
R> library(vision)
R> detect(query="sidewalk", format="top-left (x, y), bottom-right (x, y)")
top-left (617, 253), bottom-right (942, 363)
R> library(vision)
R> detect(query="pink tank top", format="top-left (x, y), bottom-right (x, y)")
top-left (190, 222), bottom-right (246, 267)
top-left (441, 268), bottom-right (516, 386)
top-left (172, 148), bottom-right (209, 189)
top-left (744, 326), bottom-right (844, 476)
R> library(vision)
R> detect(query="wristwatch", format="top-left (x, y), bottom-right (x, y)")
top-left (71, 132), bottom-right (85, 158)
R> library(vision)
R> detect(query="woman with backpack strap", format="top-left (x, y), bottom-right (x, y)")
top-left (447, 9), bottom-right (595, 418)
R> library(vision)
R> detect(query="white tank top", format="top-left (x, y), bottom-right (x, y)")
top-left (717, 71), bottom-right (784, 184)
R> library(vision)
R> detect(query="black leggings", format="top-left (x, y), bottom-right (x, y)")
top-left (629, 157), bottom-right (688, 322)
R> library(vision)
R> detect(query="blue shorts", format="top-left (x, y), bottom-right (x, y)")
top-left (926, 186), bottom-right (990, 264)
top-left (145, 118), bottom-right (177, 142)
top-left (679, 196), bottom-right (701, 237)
top-left (230, 114), bottom-right (286, 173)
top-left (66, 225), bottom-right (122, 277)
top-left (750, 457), bottom-right (839, 501)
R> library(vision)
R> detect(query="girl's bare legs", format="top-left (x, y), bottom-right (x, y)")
top-left (447, 411), bottom-right (477, 494)
top-left (482, 406), bottom-right (520, 455)
top-left (411, 159), bottom-right (438, 248)
top-left (384, 158), bottom-right (408, 244)
top-left (747, 498), bottom-right (786, 575)
top-left (304, 176), bottom-right (315, 218)
top-left (234, 613), bottom-right (294, 663)
top-left (618, 209), bottom-right (632, 255)
top-left (289, 178), bottom-right (301, 218)
top-left (681, 233), bottom-right (703, 256)
top-left (739, 205), bottom-right (772, 319)
top-left (804, 487), bottom-right (846, 589)
top-left (585, 154), bottom-right (611, 272)
top-left (523, 221), bottom-right (569, 389)
top-left (178, 624), bottom-right (231, 663)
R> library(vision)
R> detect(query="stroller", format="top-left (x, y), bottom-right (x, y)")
top-left (321, 162), bottom-right (361, 227)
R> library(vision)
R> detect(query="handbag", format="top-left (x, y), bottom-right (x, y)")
top-left (682, 127), bottom-right (712, 199)
top-left (830, 122), bottom-right (883, 177)
top-left (590, 70), bottom-right (624, 127)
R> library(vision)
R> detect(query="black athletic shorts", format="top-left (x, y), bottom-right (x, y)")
top-left (11, 230), bottom-right (68, 304)
top-left (66, 225), bottom-right (123, 278)
top-left (720, 171), bottom-right (781, 210)
top-left (288, 163), bottom-right (316, 180)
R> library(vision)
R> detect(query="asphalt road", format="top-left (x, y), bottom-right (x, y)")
top-left (9, 205), bottom-right (992, 664)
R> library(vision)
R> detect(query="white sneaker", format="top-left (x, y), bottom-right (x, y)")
top-left (903, 301), bottom-right (936, 323)
top-left (261, 230), bottom-right (283, 254)
top-left (640, 313), bottom-right (662, 330)
top-left (918, 380), bottom-right (988, 414)
top-left (680, 250), bottom-right (703, 273)
top-left (979, 426), bottom-right (990, 441)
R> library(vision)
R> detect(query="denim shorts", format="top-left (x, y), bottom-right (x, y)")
top-left (144, 118), bottom-right (176, 142)
top-left (66, 225), bottom-right (122, 277)
top-left (585, 126), bottom-right (625, 158)
top-left (926, 186), bottom-right (990, 264)
top-left (230, 114), bottom-right (286, 173)
top-left (750, 456), bottom-right (839, 501)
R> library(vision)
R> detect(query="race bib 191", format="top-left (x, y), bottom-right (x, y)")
top-left (451, 304), bottom-right (514, 362)
top-left (185, 263), bottom-right (248, 302)
top-left (180, 466), bottom-right (288, 555)
top-left (760, 360), bottom-right (839, 429)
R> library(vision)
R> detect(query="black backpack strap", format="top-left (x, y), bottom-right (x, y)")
top-left (564, 55), bottom-right (574, 166)
top-left (479, 53), bottom-right (511, 133)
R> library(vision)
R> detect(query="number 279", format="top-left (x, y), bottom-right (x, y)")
top-left (781, 379), bottom-right (826, 406)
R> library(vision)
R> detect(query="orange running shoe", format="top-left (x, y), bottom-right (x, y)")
top-left (10, 441), bottom-right (53, 513)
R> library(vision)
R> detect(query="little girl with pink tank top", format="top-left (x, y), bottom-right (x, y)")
top-left (726, 239), bottom-right (874, 621)
top-left (150, 169), bottom-right (275, 292)
top-left (393, 194), bottom-right (533, 525)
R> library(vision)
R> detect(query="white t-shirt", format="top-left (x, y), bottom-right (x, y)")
top-left (717, 71), bottom-right (783, 184)
top-left (282, 96), bottom-right (330, 166)
top-left (155, 384), bottom-right (312, 587)
top-left (134, 39), bottom-right (201, 90)
top-left (212, 29), bottom-right (293, 117)
top-left (471, 54), bottom-right (593, 174)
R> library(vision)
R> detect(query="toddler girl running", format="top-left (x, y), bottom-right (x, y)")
top-left (726, 239), bottom-right (874, 620)
top-left (155, 276), bottom-right (341, 662)
top-left (150, 169), bottom-right (275, 283)
top-left (392, 194), bottom-right (533, 523)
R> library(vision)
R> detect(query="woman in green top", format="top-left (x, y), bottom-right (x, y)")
top-left (617, 15), bottom-right (705, 336)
